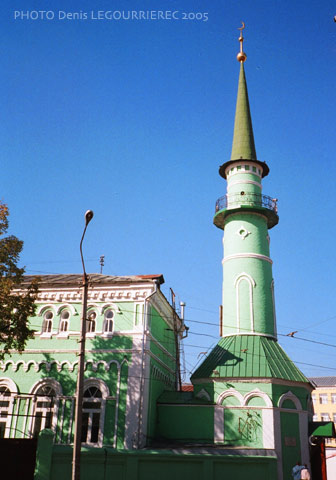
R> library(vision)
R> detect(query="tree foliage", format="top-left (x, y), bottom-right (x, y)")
top-left (0, 203), bottom-right (38, 358)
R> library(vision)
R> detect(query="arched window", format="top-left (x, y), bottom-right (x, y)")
top-left (81, 386), bottom-right (102, 444)
top-left (0, 386), bottom-right (11, 438)
top-left (42, 311), bottom-right (53, 333)
top-left (59, 310), bottom-right (70, 332)
top-left (103, 309), bottom-right (114, 333)
top-left (32, 384), bottom-right (56, 438)
top-left (86, 311), bottom-right (96, 333)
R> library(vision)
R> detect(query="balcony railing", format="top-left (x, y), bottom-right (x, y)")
top-left (215, 193), bottom-right (278, 214)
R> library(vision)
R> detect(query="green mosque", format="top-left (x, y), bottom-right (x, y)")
top-left (0, 27), bottom-right (314, 480)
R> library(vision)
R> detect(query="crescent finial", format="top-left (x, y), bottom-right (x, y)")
top-left (237, 22), bottom-right (247, 63)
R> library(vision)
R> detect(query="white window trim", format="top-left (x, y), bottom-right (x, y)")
top-left (29, 379), bottom-right (62, 438)
top-left (81, 379), bottom-right (109, 447)
top-left (0, 379), bottom-right (18, 438)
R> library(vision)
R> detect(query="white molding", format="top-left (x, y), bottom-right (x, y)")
top-left (55, 304), bottom-right (77, 315)
top-left (196, 388), bottom-right (211, 401)
top-left (2, 347), bottom-right (135, 355)
top-left (124, 337), bottom-right (142, 449)
top-left (214, 406), bottom-right (224, 443)
top-left (234, 273), bottom-right (255, 333)
top-left (223, 253), bottom-right (273, 264)
top-left (299, 410), bottom-right (310, 468)
top-left (34, 284), bottom-right (154, 303)
top-left (262, 408), bottom-right (275, 449)
top-left (0, 377), bottom-right (18, 393)
top-left (278, 391), bottom-right (302, 410)
top-left (243, 389), bottom-right (272, 407)
top-left (217, 388), bottom-right (244, 406)
top-left (0, 358), bottom-right (123, 374)
top-left (273, 409), bottom-right (283, 480)
top-left (36, 304), bottom-right (57, 316)
top-left (29, 379), bottom-right (62, 438)
top-left (0, 378), bottom-right (18, 439)
top-left (113, 359), bottom-right (127, 447)
top-left (236, 226), bottom-right (251, 240)
top-left (81, 377), bottom-right (109, 447)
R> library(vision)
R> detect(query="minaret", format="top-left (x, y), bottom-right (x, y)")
top-left (191, 26), bottom-right (312, 480)
top-left (214, 23), bottom-right (279, 339)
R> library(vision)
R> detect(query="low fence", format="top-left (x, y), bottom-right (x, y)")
top-left (34, 430), bottom-right (277, 480)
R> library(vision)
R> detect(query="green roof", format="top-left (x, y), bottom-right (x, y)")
top-left (191, 335), bottom-right (308, 383)
top-left (230, 62), bottom-right (257, 161)
top-left (309, 422), bottom-right (336, 438)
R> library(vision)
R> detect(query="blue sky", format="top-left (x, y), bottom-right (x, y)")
top-left (2, 0), bottom-right (336, 380)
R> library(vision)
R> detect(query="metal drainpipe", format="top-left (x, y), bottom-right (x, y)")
top-left (136, 279), bottom-right (158, 448)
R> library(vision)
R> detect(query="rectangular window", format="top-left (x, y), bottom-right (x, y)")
top-left (237, 166), bottom-right (241, 171)
top-left (245, 165), bottom-right (250, 170)
top-left (252, 166), bottom-right (256, 172)
top-left (313, 414), bottom-right (318, 422)
top-left (312, 395), bottom-right (316, 404)
top-left (320, 394), bottom-right (328, 404)
top-left (321, 413), bottom-right (330, 421)
top-left (331, 394), bottom-right (336, 404)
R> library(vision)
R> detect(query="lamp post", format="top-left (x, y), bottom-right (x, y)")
top-left (72, 210), bottom-right (94, 480)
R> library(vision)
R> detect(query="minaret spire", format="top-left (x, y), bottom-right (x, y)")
top-left (231, 22), bottom-right (256, 162)
top-left (230, 62), bottom-right (257, 161)
top-left (219, 22), bottom-right (269, 178)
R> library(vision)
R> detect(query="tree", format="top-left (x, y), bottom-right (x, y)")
top-left (0, 203), bottom-right (38, 358)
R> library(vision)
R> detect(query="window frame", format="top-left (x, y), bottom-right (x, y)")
top-left (81, 379), bottom-right (109, 447)
top-left (102, 309), bottom-right (114, 336)
top-left (29, 380), bottom-right (61, 439)
top-left (59, 309), bottom-right (70, 334)
top-left (41, 310), bottom-right (54, 337)
top-left (0, 383), bottom-right (16, 439)
top-left (86, 310), bottom-right (97, 337)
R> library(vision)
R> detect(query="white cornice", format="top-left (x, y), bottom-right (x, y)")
top-left (33, 284), bottom-right (154, 303)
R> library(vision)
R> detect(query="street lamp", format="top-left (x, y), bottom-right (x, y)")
top-left (72, 210), bottom-right (94, 480)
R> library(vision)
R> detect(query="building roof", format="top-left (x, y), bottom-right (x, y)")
top-left (309, 377), bottom-right (336, 387)
top-left (20, 273), bottom-right (165, 288)
top-left (309, 421), bottom-right (336, 438)
top-left (191, 335), bottom-right (309, 383)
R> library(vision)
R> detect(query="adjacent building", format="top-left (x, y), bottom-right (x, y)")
top-left (310, 377), bottom-right (336, 447)
top-left (0, 274), bottom-right (184, 450)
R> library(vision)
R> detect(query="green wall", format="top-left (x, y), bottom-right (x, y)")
top-left (34, 430), bottom-right (277, 480)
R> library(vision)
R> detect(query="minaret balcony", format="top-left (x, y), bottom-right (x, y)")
top-left (214, 192), bottom-right (279, 229)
